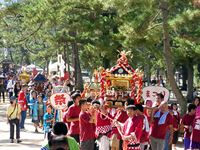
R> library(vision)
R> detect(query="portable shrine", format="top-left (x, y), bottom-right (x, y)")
top-left (19, 71), bottom-right (30, 83)
top-left (97, 51), bottom-right (144, 107)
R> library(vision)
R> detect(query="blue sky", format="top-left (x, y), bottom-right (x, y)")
top-left (0, 0), bottom-right (19, 5)
top-left (0, 0), bottom-right (18, 3)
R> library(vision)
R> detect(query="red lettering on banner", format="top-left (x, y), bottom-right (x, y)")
top-left (54, 94), bottom-right (66, 105)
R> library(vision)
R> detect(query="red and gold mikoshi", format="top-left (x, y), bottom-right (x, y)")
top-left (97, 51), bottom-right (144, 106)
top-left (135, 70), bottom-right (143, 104)
top-left (19, 71), bottom-right (30, 83)
top-left (81, 83), bottom-right (90, 98)
top-left (130, 72), bottom-right (136, 99)
top-left (100, 67), bottom-right (106, 99)
top-left (93, 69), bottom-right (99, 83)
top-left (130, 69), bottom-right (144, 104)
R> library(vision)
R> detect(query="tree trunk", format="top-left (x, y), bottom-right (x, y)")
top-left (182, 65), bottom-right (188, 91)
top-left (70, 31), bottom-right (83, 91)
top-left (145, 64), bottom-right (151, 86)
top-left (66, 42), bottom-right (71, 76)
top-left (197, 63), bottom-right (200, 75)
top-left (102, 57), bottom-right (110, 69)
top-left (9, 50), bottom-right (14, 63)
top-left (186, 60), bottom-right (194, 103)
top-left (24, 54), bottom-right (31, 65)
top-left (46, 59), bottom-right (49, 76)
top-left (20, 56), bottom-right (24, 66)
top-left (147, 73), bottom-right (151, 86)
top-left (156, 68), bottom-right (160, 80)
top-left (63, 43), bottom-right (67, 73)
top-left (160, 0), bottom-right (187, 115)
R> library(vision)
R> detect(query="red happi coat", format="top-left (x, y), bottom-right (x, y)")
top-left (112, 110), bottom-right (129, 139)
top-left (122, 115), bottom-right (143, 150)
top-left (18, 91), bottom-right (28, 111)
top-left (95, 111), bottom-right (112, 138)
top-left (140, 114), bottom-right (150, 144)
top-left (191, 117), bottom-right (200, 143)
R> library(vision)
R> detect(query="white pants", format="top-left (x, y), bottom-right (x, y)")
top-left (97, 135), bottom-right (110, 150)
top-left (140, 142), bottom-right (149, 150)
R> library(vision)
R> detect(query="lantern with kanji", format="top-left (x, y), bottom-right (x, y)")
top-left (50, 93), bottom-right (70, 110)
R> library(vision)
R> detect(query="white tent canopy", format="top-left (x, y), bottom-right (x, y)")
top-left (26, 64), bottom-right (43, 72)
top-left (26, 64), bottom-right (36, 69)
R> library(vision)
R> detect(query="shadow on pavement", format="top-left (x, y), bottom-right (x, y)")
top-left (0, 138), bottom-right (42, 143)
top-left (0, 143), bottom-right (40, 148)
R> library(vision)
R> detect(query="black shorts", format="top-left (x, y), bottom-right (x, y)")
top-left (172, 131), bottom-right (179, 144)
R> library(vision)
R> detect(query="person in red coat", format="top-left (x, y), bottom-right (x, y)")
top-left (95, 102), bottom-right (112, 150)
top-left (79, 99), bottom-right (96, 150)
top-left (135, 104), bottom-right (150, 150)
top-left (170, 103), bottom-right (180, 150)
top-left (115, 105), bottom-right (143, 150)
top-left (190, 106), bottom-right (200, 149)
top-left (111, 103), bottom-right (128, 150)
top-left (181, 104), bottom-right (196, 149)
top-left (63, 100), bottom-right (74, 130)
top-left (150, 102), bottom-right (173, 150)
top-left (18, 84), bottom-right (28, 129)
top-left (65, 92), bottom-right (81, 143)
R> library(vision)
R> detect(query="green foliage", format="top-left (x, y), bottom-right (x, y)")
top-left (0, 0), bottom-right (199, 76)
top-left (169, 3), bottom-right (200, 66)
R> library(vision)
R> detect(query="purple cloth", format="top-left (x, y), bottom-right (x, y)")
top-left (190, 141), bottom-right (200, 149)
top-left (184, 137), bottom-right (190, 149)
top-left (196, 106), bottom-right (200, 118)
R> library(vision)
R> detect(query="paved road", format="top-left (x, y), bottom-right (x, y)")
top-left (0, 98), bottom-right (184, 150)
top-left (0, 100), bottom-right (44, 150)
